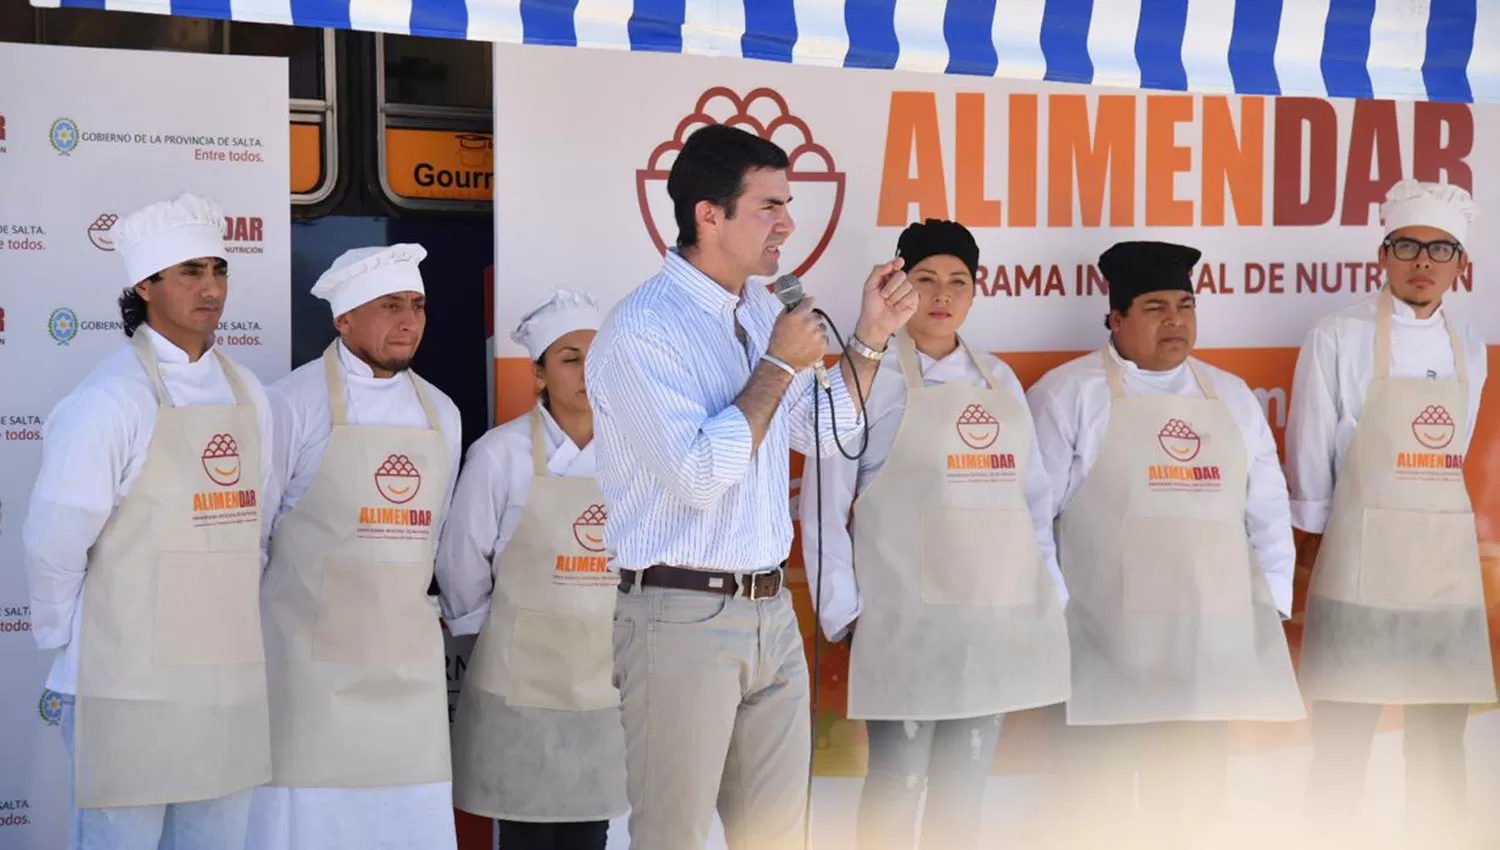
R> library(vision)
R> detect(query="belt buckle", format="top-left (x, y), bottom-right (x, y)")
top-left (744, 567), bottom-right (779, 601)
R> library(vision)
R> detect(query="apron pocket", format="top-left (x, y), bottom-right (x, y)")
top-left (1122, 517), bottom-right (1252, 613)
top-left (1358, 508), bottom-right (1482, 607)
top-left (508, 610), bottom-right (618, 711)
top-left (312, 559), bottom-right (434, 664)
top-left (154, 551), bottom-right (264, 665)
top-left (920, 508), bottom-right (1040, 606)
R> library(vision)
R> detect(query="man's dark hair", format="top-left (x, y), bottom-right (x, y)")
top-left (118, 272), bottom-right (162, 338)
top-left (668, 124), bottom-right (789, 250)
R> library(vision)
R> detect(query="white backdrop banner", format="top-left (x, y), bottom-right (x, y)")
top-left (488, 41), bottom-right (1500, 808)
top-left (0, 42), bottom-right (290, 848)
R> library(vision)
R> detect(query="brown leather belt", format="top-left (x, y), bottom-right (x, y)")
top-left (618, 563), bottom-right (787, 600)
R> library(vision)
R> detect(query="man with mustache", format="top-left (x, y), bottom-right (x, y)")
top-left (248, 244), bottom-right (463, 850)
top-left (1289, 180), bottom-right (1492, 845)
top-left (1026, 240), bottom-right (1304, 849)
top-left (22, 192), bottom-right (278, 850)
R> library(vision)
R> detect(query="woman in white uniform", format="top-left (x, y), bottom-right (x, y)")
top-left (799, 220), bottom-right (1070, 849)
top-left (436, 288), bottom-right (626, 850)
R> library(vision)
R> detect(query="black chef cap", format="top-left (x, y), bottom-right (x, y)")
top-left (896, 219), bottom-right (980, 277)
top-left (1099, 241), bottom-right (1201, 313)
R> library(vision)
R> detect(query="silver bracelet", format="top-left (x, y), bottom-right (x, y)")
top-left (760, 353), bottom-right (797, 377)
top-left (847, 333), bottom-right (888, 362)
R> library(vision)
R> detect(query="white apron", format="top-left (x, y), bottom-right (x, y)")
top-left (262, 342), bottom-right (451, 787)
top-left (74, 331), bottom-right (270, 808)
top-left (846, 332), bottom-right (1071, 720)
top-left (1300, 289), bottom-right (1496, 705)
top-left (451, 408), bottom-right (627, 821)
top-left (1055, 349), bottom-right (1304, 725)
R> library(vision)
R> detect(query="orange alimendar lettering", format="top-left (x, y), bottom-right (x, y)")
top-left (193, 490), bottom-right (257, 511)
top-left (556, 555), bottom-right (609, 573)
top-left (947, 453), bottom-right (1017, 470)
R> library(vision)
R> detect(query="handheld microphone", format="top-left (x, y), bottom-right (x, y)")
top-left (772, 274), bottom-right (831, 390)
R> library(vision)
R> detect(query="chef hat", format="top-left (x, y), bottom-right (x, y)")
top-left (1099, 240), bottom-right (1201, 312)
top-left (311, 244), bottom-right (428, 317)
top-left (1380, 179), bottom-right (1479, 245)
top-left (511, 288), bottom-right (601, 361)
top-left (896, 219), bottom-right (980, 277)
top-left (111, 192), bottom-right (227, 285)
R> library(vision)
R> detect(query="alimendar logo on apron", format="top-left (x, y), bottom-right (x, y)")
top-left (192, 433), bottom-right (258, 526)
top-left (557, 503), bottom-right (613, 587)
top-left (948, 404), bottom-right (1016, 484)
top-left (1398, 405), bottom-right (1465, 480)
top-left (1148, 418), bottom-right (1223, 492)
top-left (358, 453), bottom-right (434, 540)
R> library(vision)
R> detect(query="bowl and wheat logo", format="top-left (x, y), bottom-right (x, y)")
top-left (1412, 405), bottom-right (1457, 450)
top-left (375, 454), bottom-right (421, 504)
top-left (1158, 418), bottom-right (1202, 462)
top-left (955, 404), bottom-right (1000, 450)
top-left (573, 504), bottom-right (607, 553)
top-left (201, 434), bottom-right (242, 487)
top-left (637, 87), bottom-right (844, 280)
top-left (87, 213), bottom-right (118, 251)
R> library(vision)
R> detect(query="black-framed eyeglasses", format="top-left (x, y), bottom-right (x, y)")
top-left (1383, 237), bottom-right (1464, 263)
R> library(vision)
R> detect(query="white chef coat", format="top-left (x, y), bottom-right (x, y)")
top-left (250, 338), bottom-right (462, 850)
top-left (435, 405), bottom-right (595, 636)
top-left (1285, 292), bottom-right (1487, 534)
top-left (798, 345), bottom-right (1067, 642)
top-left (22, 325), bottom-right (278, 695)
top-left (1027, 342), bottom-right (1297, 618)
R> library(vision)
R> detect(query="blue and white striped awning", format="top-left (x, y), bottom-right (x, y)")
top-left (30, 0), bottom-right (1500, 103)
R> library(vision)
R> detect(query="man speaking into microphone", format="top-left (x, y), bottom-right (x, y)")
top-left (586, 122), bottom-right (919, 849)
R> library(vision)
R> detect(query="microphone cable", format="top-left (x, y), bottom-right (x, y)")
top-left (803, 311), bottom-right (874, 850)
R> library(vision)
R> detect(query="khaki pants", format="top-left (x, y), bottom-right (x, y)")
top-left (1043, 704), bottom-right (1229, 850)
top-left (612, 585), bottom-right (810, 850)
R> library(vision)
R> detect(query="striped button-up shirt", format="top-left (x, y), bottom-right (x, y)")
top-left (587, 250), bottom-right (865, 573)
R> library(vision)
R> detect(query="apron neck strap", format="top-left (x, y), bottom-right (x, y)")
top-left (1101, 344), bottom-right (1216, 400)
top-left (1375, 287), bottom-right (1467, 385)
top-left (132, 330), bottom-right (249, 408)
top-left (321, 342), bottom-right (349, 426)
top-left (895, 331), bottom-right (924, 391)
top-left (529, 406), bottom-right (549, 473)
top-left (214, 350), bottom-right (253, 405)
top-left (894, 331), bottom-right (999, 391)
top-left (322, 340), bottom-right (445, 431)
top-left (131, 330), bottom-right (173, 407)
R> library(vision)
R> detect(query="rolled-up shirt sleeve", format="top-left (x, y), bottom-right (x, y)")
top-left (22, 389), bottom-right (134, 650)
top-left (436, 439), bottom-right (510, 636)
top-left (589, 318), bottom-right (753, 510)
top-left (1285, 324), bottom-right (1341, 534)
top-left (785, 362), bottom-right (865, 459)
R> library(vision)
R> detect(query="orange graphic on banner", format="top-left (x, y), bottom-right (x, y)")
top-left (638, 87), bottom-right (844, 279)
top-left (386, 129), bottom-right (494, 201)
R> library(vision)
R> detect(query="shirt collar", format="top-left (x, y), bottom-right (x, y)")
top-left (1387, 290), bottom-right (1445, 324)
top-left (662, 249), bottom-right (741, 316)
top-left (537, 404), bottom-right (566, 444)
top-left (914, 343), bottom-right (972, 374)
top-left (1107, 337), bottom-right (1188, 380)
top-left (337, 339), bottom-right (384, 379)
top-left (140, 324), bottom-right (212, 366)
